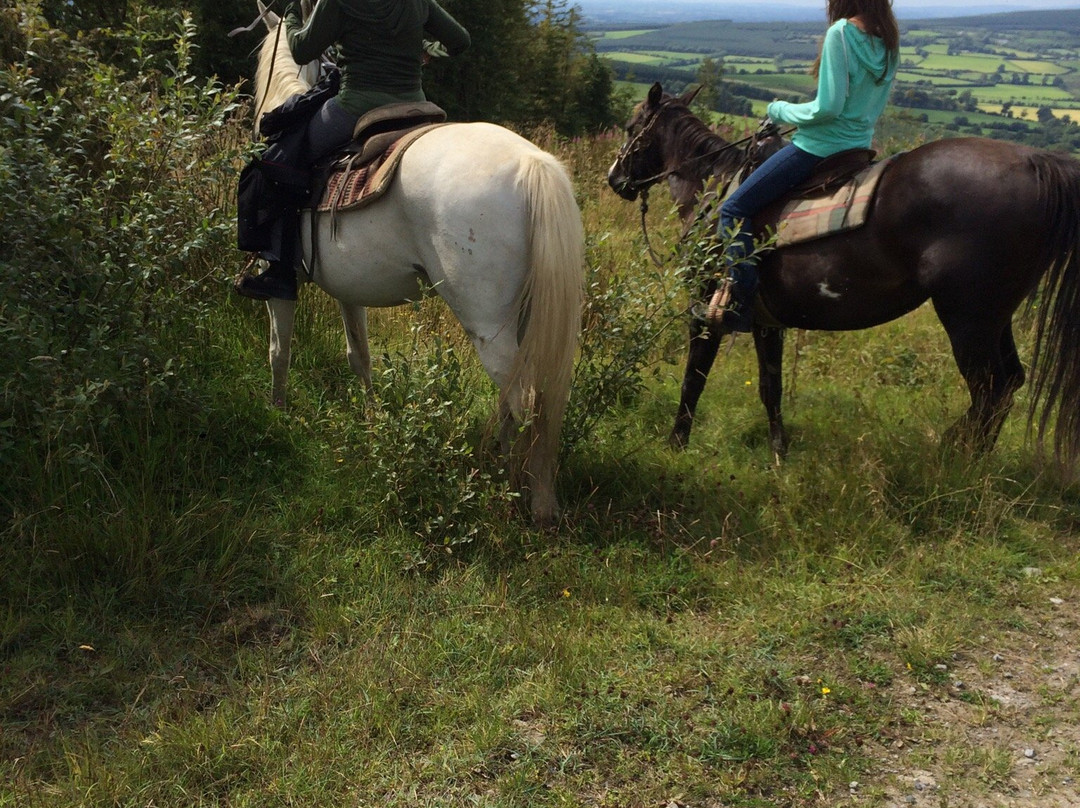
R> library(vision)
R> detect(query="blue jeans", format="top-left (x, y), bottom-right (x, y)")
top-left (718, 143), bottom-right (824, 301)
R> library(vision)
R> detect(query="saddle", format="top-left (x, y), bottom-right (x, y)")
top-left (733, 148), bottom-right (897, 250)
top-left (236, 98), bottom-right (446, 258)
top-left (311, 101), bottom-right (447, 215)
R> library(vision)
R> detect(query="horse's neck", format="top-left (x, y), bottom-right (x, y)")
top-left (665, 113), bottom-right (738, 217)
top-left (256, 28), bottom-right (314, 117)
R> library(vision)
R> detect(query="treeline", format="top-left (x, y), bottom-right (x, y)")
top-left (33, 0), bottom-right (625, 135)
top-left (594, 20), bottom-right (823, 61)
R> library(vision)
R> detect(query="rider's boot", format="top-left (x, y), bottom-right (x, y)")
top-left (720, 263), bottom-right (757, 333)
top-left (234, 260), bottom-right (298, 301)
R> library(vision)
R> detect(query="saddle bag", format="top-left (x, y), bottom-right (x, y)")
top-left (236, 68), bottom-right (340, 254)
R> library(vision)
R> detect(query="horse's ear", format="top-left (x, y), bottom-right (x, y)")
top-left (256, 1), bottom-right (280, 29)
top-left (680, 85), bottom-right (703, 106)
top-left (647, 82), bottom-right (664, 108)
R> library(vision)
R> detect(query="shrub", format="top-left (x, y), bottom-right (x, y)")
top-left (0, 5), bottom-right (249, 595)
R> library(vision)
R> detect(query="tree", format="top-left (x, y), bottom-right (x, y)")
top-left (692, 57), bottom-right (721, 118)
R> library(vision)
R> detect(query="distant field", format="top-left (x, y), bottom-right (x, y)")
top-left (1008, 59), bottom-right (1069, 74)
top-left (917, 53), bottom-right (1013, 72)
top-left (979, 104), bottom-right (1080, 119)
top-left (735, 72), bottom-right (817, 96)
top-left (605, 51), bottom-right (685, 66)
top-left (596, 11), bottom-right (1080, 151)
top-left (894, 71), bottom-right (976, 85)
top-left (596, 29), bottom-right (658, 40)
top-left (967, 83), bottom-right (1074, 103)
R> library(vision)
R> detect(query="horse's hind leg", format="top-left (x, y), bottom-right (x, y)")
top-left (939, 311), bottom-right (1025, 454)
top-left (671, 312), bottom-right (724, 449)
top-left (476, 334), bottom-right (560, 526)
top-left (338, 302), bottom-right (373, 394)
top-left (267, 298), bottom-right (296, 408)
top-left (754, 327), bottom-right (788, 461)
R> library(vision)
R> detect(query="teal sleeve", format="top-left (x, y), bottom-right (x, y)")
top-left (768, 23), bottom-right (848, 126)
top-left (285, 0), bottom-right (342, 64)
top-left (424, 0), bottom-right (471, 55)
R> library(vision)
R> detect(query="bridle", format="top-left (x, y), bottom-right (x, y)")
top-left (613, 100), bottom-right (762, 197)
top-left (612, 100), bottom-right (790, 265)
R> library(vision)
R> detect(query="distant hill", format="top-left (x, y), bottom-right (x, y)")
top-left (591, 8), bottom-right (1080, 59)
top-left (917, 7), bottom-right (1080, 32)
top-left (579, 2), bottom-right (1080, 26)
top-left (593, 21), bottom-right (823, 61)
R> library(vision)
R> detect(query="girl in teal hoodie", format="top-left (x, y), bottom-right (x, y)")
top-left (716, 0), bottom-right (899, 332)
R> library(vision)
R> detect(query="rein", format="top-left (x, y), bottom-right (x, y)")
top-left (632, 132), bottom-right (754, 268)
top-left (619, 106), bottom-right (792, 267)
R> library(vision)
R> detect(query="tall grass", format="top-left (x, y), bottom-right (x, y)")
top-left (3, 8), bottom-right (1080, 808)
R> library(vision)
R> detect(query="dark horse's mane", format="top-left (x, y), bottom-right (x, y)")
top-left (658, 100), bottom-right (753, 217)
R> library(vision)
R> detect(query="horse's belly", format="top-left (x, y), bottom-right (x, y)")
top-left (300, 211), bottom-right (429, 306)
top-left (313, 259), bottom-right (427, 307)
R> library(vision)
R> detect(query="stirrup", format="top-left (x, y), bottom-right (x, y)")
top-left (704, 278), bottom-right (753, 334)
top-left (233, 258), bottom-right (298, 302)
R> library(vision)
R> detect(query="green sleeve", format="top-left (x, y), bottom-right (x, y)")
top-left (424, 0), bottom-right (471, 55)
top-left (768, 22), bottom-right (848, 126)
top-left (285, 0), bottom-right (342, 64)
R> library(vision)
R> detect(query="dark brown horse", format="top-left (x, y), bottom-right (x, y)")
top-left (608, 83), bottom-right (1080, 468)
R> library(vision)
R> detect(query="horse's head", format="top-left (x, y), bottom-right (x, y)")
top-left (252, 0), bottom-right (321, 133)
top-left (607, 82), bottom-right (700, 201)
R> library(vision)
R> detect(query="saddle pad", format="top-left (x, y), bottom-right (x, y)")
top-left (315, 123), bottom-right (445, 214)
top-left (768, 155), bottom-right (897, 248)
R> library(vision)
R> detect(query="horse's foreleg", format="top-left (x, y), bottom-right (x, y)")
top-left (338, 302), bottom-right (373, 394)
top-left (754, 327), bottom-right (788, 461)
top-left (670, 313), bottom-right (724, 449)
top-left (267, 298), bottom-right (297, 408)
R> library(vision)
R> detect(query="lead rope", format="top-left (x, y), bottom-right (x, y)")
top-left (639, 189), bottom-right (671, 268)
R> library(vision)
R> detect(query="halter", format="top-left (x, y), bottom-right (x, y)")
top-left (612, 101), bottom-right (792, 267)
top-left (612, 99), bottom-right (760, 197)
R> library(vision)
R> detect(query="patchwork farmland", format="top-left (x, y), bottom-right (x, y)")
top-left (591, 8), bottom-right (1080, 150)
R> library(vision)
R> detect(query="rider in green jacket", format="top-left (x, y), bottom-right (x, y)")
top-left (236, 0), bottom-right (470, 302)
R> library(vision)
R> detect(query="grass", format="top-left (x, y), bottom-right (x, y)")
top-left (4, 132), bottom-right (1080, 808)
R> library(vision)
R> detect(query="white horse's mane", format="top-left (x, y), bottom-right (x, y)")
top-left (253, 20), bottom-right (315, 133)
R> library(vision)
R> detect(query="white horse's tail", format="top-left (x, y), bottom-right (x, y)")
top-left (504, 152), bottom-right (584, 519)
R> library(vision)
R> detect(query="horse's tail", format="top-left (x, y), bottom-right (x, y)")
top-left (1027, 151), bottom-right (1080, 466)
top-left (503, 151), bottom-right (584, 515)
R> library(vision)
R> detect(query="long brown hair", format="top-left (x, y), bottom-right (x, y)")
top-left (812, 0), bottom-right (899, 81)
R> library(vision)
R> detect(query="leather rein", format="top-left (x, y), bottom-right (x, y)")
top-left (613, 102), bottom-right (789, 266)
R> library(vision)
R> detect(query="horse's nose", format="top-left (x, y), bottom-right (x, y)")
top-left (607, 160), bottom-right (637, 200)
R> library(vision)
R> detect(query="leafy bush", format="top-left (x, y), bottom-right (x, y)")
top-left (363, 325), bottom-right (518, 553)
top-left (0, 6), bottom-right (249, 593)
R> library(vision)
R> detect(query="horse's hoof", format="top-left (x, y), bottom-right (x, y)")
top-left (668, 429), bottom-right (689, 451)
top-left (530, 505), bottom-right (561, 530)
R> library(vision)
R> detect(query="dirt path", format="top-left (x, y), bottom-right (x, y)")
top-left (864, 585), bottom-right (1080, 807)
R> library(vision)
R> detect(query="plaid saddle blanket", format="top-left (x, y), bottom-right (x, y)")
top-left (760, 154), bottom-right (898, 248)
top-left (314, 123), bottom-right (445, 214)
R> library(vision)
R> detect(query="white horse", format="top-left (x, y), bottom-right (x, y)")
top-left (247, 3), bottom-right (584, 525)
